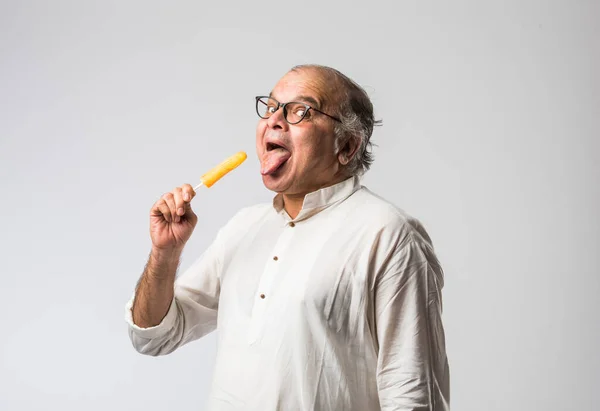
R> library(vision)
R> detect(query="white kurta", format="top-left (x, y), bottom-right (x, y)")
top-left (125, 176), bottom-right (450, 410)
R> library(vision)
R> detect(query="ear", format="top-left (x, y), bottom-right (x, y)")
top-left (338, 136), bottom-right (360, 165)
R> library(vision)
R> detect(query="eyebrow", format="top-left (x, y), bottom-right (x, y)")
top-left (268, 92), bottom-right (323, 109)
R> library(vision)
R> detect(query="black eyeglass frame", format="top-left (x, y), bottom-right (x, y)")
top-left (255, 96), bottom-right (342, 124)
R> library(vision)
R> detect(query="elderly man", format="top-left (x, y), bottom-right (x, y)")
top-left (125, 64), bottom-right (450, 410)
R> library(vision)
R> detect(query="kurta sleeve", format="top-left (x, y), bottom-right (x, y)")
top-left (374, 237), bottom-right (450, 410)
top-left (124, 229), bottom-right (225, 356)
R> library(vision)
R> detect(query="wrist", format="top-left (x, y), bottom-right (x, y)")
top-left (150, 246), bottom-right (183, 264)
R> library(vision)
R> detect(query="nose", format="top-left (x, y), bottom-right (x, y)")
top-left (266, 106), bottom-right (289, 131)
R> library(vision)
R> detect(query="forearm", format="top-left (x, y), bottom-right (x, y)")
top-left (132, 247), bottom-right (182, 328)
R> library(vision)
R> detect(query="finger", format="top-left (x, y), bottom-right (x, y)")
top-left (173, 187), bottom-right (185, 218)
top-left (151, 199), bottom-right (172, 223)
top-left (182, 201), bottom-right (198, 225)
top-left (162, 192), bottom-right (179, 223)
top-left (182, 198), bottom-right (195, 215)
top-left (181, 184), bottom-right (196, 202)
top-left (157, 201), bottom-right (173, 223)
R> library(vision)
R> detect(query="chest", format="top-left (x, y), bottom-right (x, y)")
top-left (217, 215), bottom-right (376, 344)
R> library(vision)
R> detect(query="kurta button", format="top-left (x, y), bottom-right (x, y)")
top-left (289, 222), bottom-right (295, 227)
top-left (260, 293), bottom-right (266, 299)
top-left (273, 256), bottom-right (279, 261)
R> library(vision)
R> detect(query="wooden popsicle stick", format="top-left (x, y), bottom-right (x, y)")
top-left (193, 181), bottom-right (204, 192)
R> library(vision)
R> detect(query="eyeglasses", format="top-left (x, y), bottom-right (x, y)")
top-left (255, 96), bottom-right (342, 125)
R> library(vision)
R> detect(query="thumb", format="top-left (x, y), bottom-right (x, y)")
top-left (182, 200), bottom-right (198, 222)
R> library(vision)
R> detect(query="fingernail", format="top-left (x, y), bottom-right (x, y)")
top-left (177, 207), bottom-right (184, 215)
top-left (183, 193), bottom-right (190, 201)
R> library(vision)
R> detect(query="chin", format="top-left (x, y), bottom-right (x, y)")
top-left (261, 174), bottom-right (291, 193)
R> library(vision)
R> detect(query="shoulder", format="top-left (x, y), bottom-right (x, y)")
top-left (228, 202), bottom-right (273, 223)
top-left (216, 202), bottom-right (273, 237)
top-left (350, 186), bottom-right (445, 286)
top-left (347, 186), bottom-right (435, 250)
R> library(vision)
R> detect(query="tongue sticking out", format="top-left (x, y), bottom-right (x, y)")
top-left (261, 148), bottom-right (291, 176)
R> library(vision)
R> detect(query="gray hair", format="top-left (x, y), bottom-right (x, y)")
top-left (291, 64), bottom-right (382, 176)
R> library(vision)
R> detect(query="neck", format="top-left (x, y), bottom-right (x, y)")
top-left (281, 172), bottom-right (353, 220)
top-left (281, 193), bottom-right (305, 220)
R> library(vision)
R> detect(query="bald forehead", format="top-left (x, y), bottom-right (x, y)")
top-left (271, 67), bottom-right (343, 111)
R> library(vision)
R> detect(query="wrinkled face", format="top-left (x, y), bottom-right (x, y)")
top-left (256, 69), bottom-right (342, 195)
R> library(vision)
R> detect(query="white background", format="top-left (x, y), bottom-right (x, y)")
top-left (1, 1), bottom-right (598, 410)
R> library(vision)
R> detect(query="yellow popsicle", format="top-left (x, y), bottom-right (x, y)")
top-left (200, 151), bottom-right (247, 188)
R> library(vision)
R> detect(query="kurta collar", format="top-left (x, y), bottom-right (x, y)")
top-left (272, 175), bottom-right (361, 222)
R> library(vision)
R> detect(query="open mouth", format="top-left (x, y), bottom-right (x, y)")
top-left (261, 142), bottom-right (291, 176)
top-left (266, 142), bottom-right (285, 151)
